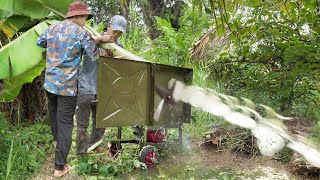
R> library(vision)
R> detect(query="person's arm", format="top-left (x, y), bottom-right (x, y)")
top-left (93, 35), bottom-right (115, 57)
top-left (81, 32), bottom-right (100, 61)
top-left (82, 33), bottom-right (115, 60)
top-left (93, 35), bottom-right (115, 44)
top-left (36, 28), bottom-right (49, 48)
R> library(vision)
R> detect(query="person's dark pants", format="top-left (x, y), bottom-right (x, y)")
top-left (46, 91), bottom-right (77, 170)
top-left (47, 92), bottom-right (58, 141)
top-left (76, 93), bottom-right (105, 154)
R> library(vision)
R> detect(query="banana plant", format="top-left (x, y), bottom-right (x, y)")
top-left (0, 0), bottom-right (73, 102)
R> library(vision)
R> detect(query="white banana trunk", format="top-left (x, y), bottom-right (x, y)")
top-left (84, 25), bottom-right (148, 62)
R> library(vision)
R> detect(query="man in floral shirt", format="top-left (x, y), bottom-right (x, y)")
top-left (36, 1), bottom-right (112, 177)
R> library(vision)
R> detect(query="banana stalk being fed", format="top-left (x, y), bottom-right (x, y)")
top-left (84, 24), bottom-right (148, 62)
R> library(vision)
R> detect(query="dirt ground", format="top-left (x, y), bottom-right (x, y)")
top-left (33, 148), bottom-right (297, 180)
top-left (32, 118), bottom-right (320, 180)
top-left (191, 118), bottom-right (320, 180)
top-left (199, 150), bottom-right (304, 180)
top-left (33, 145), bottom-right (319, 180)
top-left (32, 153), bottom-right (85, 180)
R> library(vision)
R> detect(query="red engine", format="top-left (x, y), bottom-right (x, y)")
top-left (147, 129), bottom-right (167, 143)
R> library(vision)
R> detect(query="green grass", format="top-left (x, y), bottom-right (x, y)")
top-left (0, 114), bottom-right (52, 180)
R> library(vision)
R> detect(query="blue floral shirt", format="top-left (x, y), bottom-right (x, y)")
top-left (36, 20), bottom-right (99, 96)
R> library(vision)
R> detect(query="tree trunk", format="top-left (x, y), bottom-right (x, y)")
top-left (138, 0), bottom-right (185, 40)
top-left (119, 0), bottom-right (130, 20)
top-left (168, 0), bottom-right (185, 30)
top-left (138, 0), bottom-right (165, 40)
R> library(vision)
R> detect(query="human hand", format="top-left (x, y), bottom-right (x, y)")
top-left (93, 35), bottom-right (115, 44)
top-left (99, 48), bottom-right (114, 57)
top-left (93, 36), bottom-right (101, 44)
top-left (105, 48), bottom-right (114, 57)
top-left (100, 35), bottom-right (115, 43)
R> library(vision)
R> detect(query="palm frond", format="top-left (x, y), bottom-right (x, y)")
top-left (190, 27), bottom-right (231, 60)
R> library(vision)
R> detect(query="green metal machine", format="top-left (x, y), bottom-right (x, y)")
top-left (96, 57), bottom-right (192, 167)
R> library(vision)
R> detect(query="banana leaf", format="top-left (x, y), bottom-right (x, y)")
top-left (0, 20), bottom-right (59, 79)
top-left (0, 48), bottom-right (9, 79)
top-left (0, 0), bottom-right (13, 18)
top-left (0, 59), bottom-right (46, 102)
top-left (0, 20), bottom-right (60, 102)
top-left (35, 0), bottom-right (73, 16)
top-left (0, 0), bottom-right (72, 102)
top-left (13, 0), bottom-right (50, 19)
top-left (0, 0), bottom-right (49, 19)
top-left (0, 0), bottom-right (73, 37)
top-left (0, 15), bottom-right (29, 38)
top-left (0, 0), bottom-right (73, 19)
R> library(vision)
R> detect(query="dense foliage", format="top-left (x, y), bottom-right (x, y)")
top-left (0, 0), bottom-right (319, 179)
top-left (124, 0), bottom-right (320, 120)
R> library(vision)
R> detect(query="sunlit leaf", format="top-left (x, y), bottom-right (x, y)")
top-left (13, 0), bottom-right (49, 19)
top-left (9, 30), bottom-right (44, 76)
top-left (240, 29), bottom-right (249, 38)
top-left (250, 25), bottom-right (259, 34)
top-left (0, 0), bottom-right (13, 18)
top-left (229, 32), bottom-right (238, 41)
top-left (35, 0), bottom-right (74, 16)
top-left (219, 52), bottom-right (228, 57)
top-left (85, 19), bottom-right (93, 26)
top-left (0, 59), bottom-right (45, 102)
top-left (94, 22), bottom-right (105, 33)
top-left (0, 20), bottom-right (59, 79)
top-left (34, 19), bottom-right (59, 34)
top-left (246, 19), bottom-right (255, 25)
top-left (0, 15), bottom-right (29, 38)
top-left (0, 0), bottom-right (71, 102)
top-left (229, 23), bottom-right (237, 31)
top-left (1, 0), bottom-right (72, 20)
top-left (217, 24), bottom-right (225, 36)
top-left (0, 48), bottom-right (9, 79)
top-left (1, 21), bottom-right (49, 77)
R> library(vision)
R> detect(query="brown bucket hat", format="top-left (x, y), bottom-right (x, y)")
top-left (66, 2), bottom-right (92, 18)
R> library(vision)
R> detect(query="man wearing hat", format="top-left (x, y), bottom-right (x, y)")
top-left (36, 2), bottom-right (113, 177)
top-left (76, 15), bottom-right (127, 156)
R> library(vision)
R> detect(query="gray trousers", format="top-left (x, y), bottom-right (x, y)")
top-left (76, 93), bottom-right (105, 154)
top-left (46, 91), bottom-right (77, 170)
